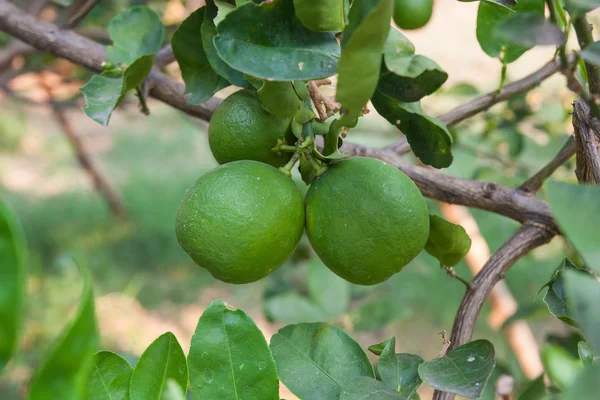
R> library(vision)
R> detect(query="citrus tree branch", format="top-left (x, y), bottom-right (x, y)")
top-left (519, 136), bottom-right (576, 192)
top-left (432, 223), bottom-right (556, 400)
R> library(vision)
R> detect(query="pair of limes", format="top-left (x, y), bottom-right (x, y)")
top-left (176, 90), bottom-right (429, 286)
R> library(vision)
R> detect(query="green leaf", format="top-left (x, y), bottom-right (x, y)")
top-left (172, 7), bottom-right (229, 105)
top-left (369, 339), bottom-right (392, 356)
top-left (541, 344), bottom-right (583, 390)
top-left (495, 13), bottom-right (564, 47)
top-left (377, 338), bottom-right (423, 398)
top-left (546, 181), bottom-right (600, 274)
top-left (564, 0), bottom-right (600, 15)
top-left (458, 0), bottom-right (518, 11)
top-left (188, 300), bottom-right (279, 400)
top-left (561, 364), bottom-right (600, 400)
top-left (371, 91), bottom-right (453, 168)
top-left (336, 0), bottom-right (393, 120)
top-left (28, 259), bottom-right (99, 400)
top-left (476, 0), bottom-right (545, 64)
top-left (0, 201), bottom-right (26, 372)
top-left (541, 258), bottom-right (579, 326)
top-left (424, 215), bottom-right (472, 267)
top-left (270, 322), bottom-right (374, 400)
top-left (378, 28), bottom-right (448, 102)
top-left (81, 55), bottom-right (155, 126)
top-left (340, 376), bottom-right (406, 399)
top-left (564, 269), bottom-right (600, 355)
top-left (129, 332), bottom-right (188, 400)
top-left (214, 0), bottom-right (236, 25)
top-left (214, 0), bottom-right (340, 81)
top-left (580, 41), bottom-right (600, 67)
top-left (257, 81), bottom-right (315, 122)
top-left (308, 259), bottom-right (350, 317)
top-left (86, 351), bottom-right (132, 400)
top-left (294, 0), bottom-right (345, 32)
top-left (418, 340), bottom-right (495, 398)
top-left (106, 6), bottom-right (164, 66)
top-left (264, 293), bottom-right (326, 324)
top-left (516, 375), bottom-right (546, 400)
top-left (578, 342), bottom-right (600, 366)
top-left (202, 0), bottom-right (249, 87)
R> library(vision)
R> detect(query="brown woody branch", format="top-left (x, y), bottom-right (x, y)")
top-left (519, 136), bottom-right (576, 192)
top-left (573, 98), bottom-right (600, 184)
top-left (432, 224), bottom-right (555, 400)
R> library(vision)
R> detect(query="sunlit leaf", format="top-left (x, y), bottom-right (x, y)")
top-left (86, 351), bottom-right (132, 400)
top-left (337, 0), bottom-right (393, 120)
top-left (106, 6), bottom-right (164, 66)
top-left (129, 332), bottom-right (188, 400)
top-left (188, 300), bottom-right (279, 400)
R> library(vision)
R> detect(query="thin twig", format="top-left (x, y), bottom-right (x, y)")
top-left (443, 266), bottom-right (472, 288)
top-left (63, 0), bottom-right (102, 28)
top-left (308, 80), bottom-right (339, 121)
top-left (519, 136), bottom-right (576, 192)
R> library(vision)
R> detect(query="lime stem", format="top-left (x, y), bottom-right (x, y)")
top-left (279, 136), bottom-right (313, 177)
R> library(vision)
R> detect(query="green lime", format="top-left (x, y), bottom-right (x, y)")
top-left (393, 0), bottom-right (433, 30)
top-left (176, 160), bottom-right (304, 284)
top-left (305, 157), bottom-right (429, 285)
top-left (208, 90), bottom-right (293, 167)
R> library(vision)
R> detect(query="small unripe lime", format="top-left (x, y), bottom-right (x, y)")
top-left (176, 160), bottom-right (304, 284)
top-left (393, 0), bottom-right (433, 30)
top-left (208, 90), bottom-right (293, 167)
top-left (305, 157), bottom-right (429, 285)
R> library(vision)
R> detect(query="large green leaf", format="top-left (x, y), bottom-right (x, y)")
top-left (495, 13), bottom-right (564, 47)
top-left (28, 259), bottom-right (99, 400)
top-left (86, 351), bottom-right (132, 400)
top-left (188, 300), bottom-right (279, 400)
top-left (546, 181), bottom-right (600, 274)
top-left (425, 215), bottom-right (472, 267)
top-left (270, 322), bottom-right (374, 400)
top-left (541, 258), bottom-right (579, 326)
top-left (541, 344), bottom-right (584, 390)
top-left (214, 0), bottom-right (340, 81)
top-left (377, 338), bottom-right (423, 398)
top-left (418, 340), bottom-right (495, 398)
top-left (308, 259), bottom-right (350, 317)
top-left (202, 0), bottom-right (249, 87)
top-left (172, 7), bottom-right (229, 104)
top-left (81, 55), bottom-right (155, 126)
top-left (293, 0), bottom-right (345, 32)
top-left (129, 332), bottom-right (188, 400)
top-left (257, 81), bottom-right (314, 122)
top-left (564, 270), bottom-right (600, 355)
top-left (336, 0), bottom-right (393, 120)
top-left (106, 6), bottom-right (165, 66)
top-left (561, 364), bottom-right (600, 400)
top-left (378, 28), bottom-right (448, 102)
top-left (371, 91), bottom-right (453, 168)
top-left (476, 0), bottom-right (545, 63)
top-left (0, 201), bottom-right (26, 371)
top-left (340, 376), bottom-right (406, 399)
top-left (264, 293), bottom-right (326, 324)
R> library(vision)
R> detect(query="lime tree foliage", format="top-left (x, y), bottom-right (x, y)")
top-left (2, 0), bottom-right (600, 399)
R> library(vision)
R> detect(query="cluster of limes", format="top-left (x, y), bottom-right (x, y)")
top-left (176, 90), bottom-right (430, 286)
